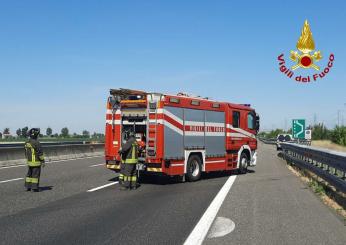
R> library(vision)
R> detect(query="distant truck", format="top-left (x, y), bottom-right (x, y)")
top-left (276, 134), bottom-right (293, 151)
top-left (105, 89), bottom-right (260, 181)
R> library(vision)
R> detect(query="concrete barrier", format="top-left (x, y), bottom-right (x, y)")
top-left (0, 143), bottom-right (104, 168)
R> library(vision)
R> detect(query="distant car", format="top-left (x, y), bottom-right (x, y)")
top-left (276, 134), bottom-right (293, 151)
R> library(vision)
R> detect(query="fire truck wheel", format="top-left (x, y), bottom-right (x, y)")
top-left (186, 155), bottom-right (202, 182)
top-left (238, 152), bottom-right (248, 174)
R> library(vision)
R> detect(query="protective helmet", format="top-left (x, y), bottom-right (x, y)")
top-left (28, 128), bottom-right (40, 139)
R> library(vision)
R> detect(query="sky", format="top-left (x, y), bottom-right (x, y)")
top-left (0, 0), bottom-right (345, 134)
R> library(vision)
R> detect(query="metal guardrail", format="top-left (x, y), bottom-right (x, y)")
top-left (281, 142), bottom-right (346, 194)
top-left (0, 141), bottom-right (101, 148)
top-left (0, 143), bottom-right (105, 167)
top-left (259, 137), bottom-right (311, 146)
top-left (258, 137), bottom-right (277, 145)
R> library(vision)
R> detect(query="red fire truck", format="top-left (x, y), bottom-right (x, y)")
top-left (105, 89), bottom-right (259, 181)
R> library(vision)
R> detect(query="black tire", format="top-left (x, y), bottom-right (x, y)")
top-left (186, 155), bottom-right (202, 182)
top-left (238, 152), bottom-right (248, 174)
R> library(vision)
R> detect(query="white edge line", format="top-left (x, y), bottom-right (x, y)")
top-left (184, 175), bottom-right (237, 245)
top-left (0, 155), bottom-right (103, 170)
top-left (50, 155), bottom-right (103, 163)
top-left (0, 164), bottom-right (26, 170)
top-left (89, 163), bottom-right (105, 167)
top-left (0, 177), bottom-right (24, 184)
top-left (87, 181), bottom-right (119, 192)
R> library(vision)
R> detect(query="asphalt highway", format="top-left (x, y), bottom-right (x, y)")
top-left (0, 143), bottom-right (345, 245)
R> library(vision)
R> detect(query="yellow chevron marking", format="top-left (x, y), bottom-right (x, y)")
top-left (106, 164), bottom-right (120, 169)
top-left (147, 167), bottom-right (162, 172)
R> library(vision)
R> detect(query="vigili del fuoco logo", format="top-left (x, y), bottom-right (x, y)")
top-left (278, 20), bottom-right (334, 83)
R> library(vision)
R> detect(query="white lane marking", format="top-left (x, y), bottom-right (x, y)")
top-left (0, 177), bottom-right (24, 184)
top-left (89, 163), bottom-right (105, 167)
top-left (50, 155), bottom-right (103, 163)
top-left (183, 175), bottom-right (237, 245)
top-left (0, 164), bottom-right (26, 170)
top-left (207, 217), bottom-right (235, 238)
top-left (0, 155), bottom-right (102, 170)
top-left (87, 182), bottom-right (119, 192)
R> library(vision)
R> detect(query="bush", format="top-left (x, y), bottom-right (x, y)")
top-left (258, 129), bottom-right (287, 139)
top-left (331, 126), bottom-right (346, 146)
top-left (267, 129), bottom-right (286, 139)
top-left (311, 123), bottom-right (330, 140)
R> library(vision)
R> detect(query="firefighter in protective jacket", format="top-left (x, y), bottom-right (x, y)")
top-left (118, 130), bottom-right (139, 190)
top-left (24, 128), bottom-right (45, 192)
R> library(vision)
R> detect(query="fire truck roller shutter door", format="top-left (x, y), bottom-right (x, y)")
top-left (184, 108), bottom-right (205, 149)
top-left (205, 110), bottom-right (225, 156)
top-left (164, 106), bottom-right (184, 159)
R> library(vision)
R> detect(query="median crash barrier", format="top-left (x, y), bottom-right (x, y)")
top-left (280, 142), bottom-right (346, 194)
top-left (258, 137), bottom-right (276, 145)
top-left (0, 143), bottom-right (104, 168)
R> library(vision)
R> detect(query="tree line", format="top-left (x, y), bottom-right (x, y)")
top-left (259, 123), bottom-right (346, 146)
top-left (1, 127), bottom-right (104, 140)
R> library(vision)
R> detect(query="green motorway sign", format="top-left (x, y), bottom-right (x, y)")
top-left (292, 119), bottom-right (305, 139)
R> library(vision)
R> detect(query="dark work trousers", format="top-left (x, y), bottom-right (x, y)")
top-left (119, 163), bottom-right (137, 188)
top-left (25, 166), bottom-right (41, 190)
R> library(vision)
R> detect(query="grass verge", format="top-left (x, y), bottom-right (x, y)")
top-left (312, 140), bottom-right (346, 153)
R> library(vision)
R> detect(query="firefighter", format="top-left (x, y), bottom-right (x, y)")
top-left (24, 128), bottom-right (45, 192)
top-left (118, 130), bottom-right (139, 190)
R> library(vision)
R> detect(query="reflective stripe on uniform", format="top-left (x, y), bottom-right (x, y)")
top-left (123, 143), bottom-right (138, 164)
top-left (27, 161), bottom-right (41, 167)
top-left (31, 178), bottom-right (39, 183)
top-left (26, 177), bottom-right (32, 183)
top-left (32, 149), bottom-right (36, 163)
top-left (25, 142), bottom-right (42, 166)
top-left (131, 143), bottom-right (136, 159)
top-left (122, 175), bottom-right (137, 181)
top-left (124, 159), bottom-right (138, 164)
top-left (119, 174), bottom-right (124, 180)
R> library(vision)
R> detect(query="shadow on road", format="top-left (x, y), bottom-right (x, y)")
top-left (137, 168), bottom-right (255, 186)
top-left (247, 169), bottom-right (256, 174)
top-left (39, 186), bottom-right (53, 192)
top-left (108, 177), bottom-right (119, 182)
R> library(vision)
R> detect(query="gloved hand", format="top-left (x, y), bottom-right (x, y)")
top-left (118, 148), bottom-right (122, 154)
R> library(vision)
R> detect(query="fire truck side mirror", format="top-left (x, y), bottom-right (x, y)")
top-left (108, 95), bottom-right (120, 108)
top-left (255, 114), bottom-right (260, 131)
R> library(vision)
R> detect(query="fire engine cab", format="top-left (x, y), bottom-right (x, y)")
top-left (105, 88), bottom-right (259, 181)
